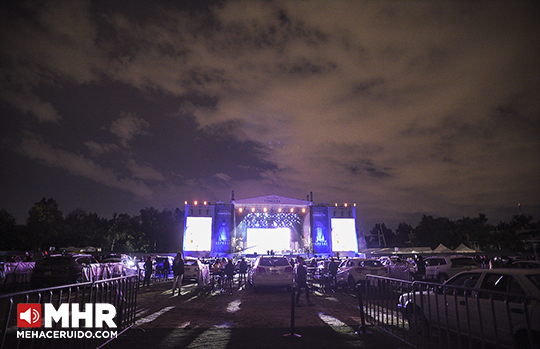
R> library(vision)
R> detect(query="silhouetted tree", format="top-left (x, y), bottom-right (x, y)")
top-left (413, 215), bottom-right (456, 249)
top-left (0, 208), bottom-right (22, 250)
top-left (107, 213), bottom-right (147, 252)
top-left (455, 214), bottom-right (492, 251)
top-left (64, 209), bottom-right (109, 248)
top-left (366, 223), bottom-right (392, 248)
top-left (394, 222), bottom-right (414, 247)
top-left (139, 207), bottom-right (172, 252)
top-left (26, 198), bottom-right (64, 250)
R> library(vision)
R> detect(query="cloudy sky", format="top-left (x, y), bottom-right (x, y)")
top-left (1, 0), bottom-right (539, 233)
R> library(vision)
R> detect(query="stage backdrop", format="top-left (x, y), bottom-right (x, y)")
top-left (213, 204), bottom-right (233, 253)
top-left (312, 206), bottom-right (331, 254)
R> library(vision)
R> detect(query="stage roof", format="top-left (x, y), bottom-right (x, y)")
top-left (231, 194), bottom-right (312, 207)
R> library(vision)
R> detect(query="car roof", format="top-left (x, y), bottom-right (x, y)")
top-left (459, 268), bottom-right (540, 275)
top-left (49, 254), bottom-right (93, 258)
top-left (512, 260), bottom-right (540, 264)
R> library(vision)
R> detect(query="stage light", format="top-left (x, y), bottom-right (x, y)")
top-left (301, 208), bottom-right (306, 213)
top-left (278, 208), bottom-right (282, 213)
top-left (251, 207), bottom-right (256, 213)
top-left (263, 207), bottom-right (268, 213)
top-left (204, 201), bottom-right (207, 205)
top-left (344, 203), bottom-right (348, 207)
top-left (184, 201), bottom-right (188, 205)
top-left (238, 207), bottom-right (243, 213)
top-left (335, 203), bottom-right (338, 207)
top-left (353, 202), bottom-right (357, 207)
top-left (289, 208), bottom-right (294, 213)
top-left (194, 201), bottom-right (198, 205)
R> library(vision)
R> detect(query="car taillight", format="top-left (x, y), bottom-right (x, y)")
top-left (256, 267), bottom-right (266, 273)
top-left (284, 267), bottom-right (292, 273)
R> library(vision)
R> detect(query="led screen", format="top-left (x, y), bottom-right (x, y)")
top-left (183, 217), bottom-right (212, 251)
top-left (247, 228), bottom-right (290, 254)
top-left (330, 218), bottom-right (358, 252)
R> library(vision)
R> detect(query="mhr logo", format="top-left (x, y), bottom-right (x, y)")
top-left (17, 303), bottom-right (117, 329)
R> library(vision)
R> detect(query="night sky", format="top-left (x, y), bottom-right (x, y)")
top-left (1, 0), bottom-right (539, 233)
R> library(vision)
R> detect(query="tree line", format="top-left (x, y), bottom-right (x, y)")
top-left (0, 198), bottom-right (184, 253)
top-left (1, 197), bottom-right (538, 255)
top-left (365, 213), bottom-right (540, 254)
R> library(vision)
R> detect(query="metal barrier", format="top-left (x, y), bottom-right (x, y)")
top-left (0, 275), bottom-right (138, 349)
top-left (361, 275), bottom-right (540, 349)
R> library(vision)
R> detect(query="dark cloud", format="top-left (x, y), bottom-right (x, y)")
top-left (0, 0), bottom-right (538, 231)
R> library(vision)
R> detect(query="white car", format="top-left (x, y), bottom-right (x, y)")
top-left (248, 256), bottom-right (294, 292)
top-left (398, 269), bottom-right (540, 348)
top-left (183, 257), bottom-right (211, 287)
top-left (511, 260), bottom-right (540, 269)
top-left (379, 256), bottom-right (416, 280)
top-left (101, 254), bottom-right (138, 276)
top-left (424, 255), bottom-right (479, 282)
top-left (336, 258), bottom-right (388, 288)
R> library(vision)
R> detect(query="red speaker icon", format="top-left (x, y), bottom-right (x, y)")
top-left (17, 304), bottom-right (41, 328)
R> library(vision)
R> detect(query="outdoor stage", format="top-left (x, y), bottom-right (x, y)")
top-left (182, 194), bottom-right (359, 257)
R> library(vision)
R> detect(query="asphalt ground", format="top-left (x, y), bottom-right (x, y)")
top-left (103, 280), bottom-right (412, 349)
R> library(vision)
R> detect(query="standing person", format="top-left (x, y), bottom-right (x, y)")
top-left (295, 257), bottom-right (313, 305)
top-left (162, 257), bottom-right (170, 280)
top-left (328, 257), bottom-right (339, 291)
top-left (415, 255), bottom-right (426, 280)
top-left (224, 258), bottom-right (235, 294)
top-left (143, 256), bottom-right (153, 287)
top-left (212, 258), bottom-right (224, 290)
top-left (172, 253), bottom-right (185, 295)
top-left (238, 257), bottom-right (248, 286)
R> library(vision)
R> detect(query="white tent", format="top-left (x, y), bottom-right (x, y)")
top-left (432, 243), bottom-right (453, 254)
top-left (395, 247), bottom-right (432, 255)
top-left (453, 243), bottom-right (477, 253)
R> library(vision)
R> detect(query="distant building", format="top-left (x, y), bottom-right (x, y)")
top-left (182, 194), bottom-right (359, 257)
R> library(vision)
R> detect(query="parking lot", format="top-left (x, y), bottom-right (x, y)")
top-left (104, 280), bottom-right (409, 349)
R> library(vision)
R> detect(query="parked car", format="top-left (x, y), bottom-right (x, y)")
top-left (379, 256), bottom-right (417, 280)
top-left (511, 260), bottom-right (540, 269)
top-left (154, 255), bottom-right (174, 279)
top-left (101, 254), bottom-right (138, 276)
top-left (31, 254), bottom-right (99, 288)
top-left (248, 255), bottom-right (294, 292)
top-left (398, 269), bottom-right (540, 348)
top-left (184, 257), bottom-right (211, 286)
top-left (335, 258), bottom-right (388, 288)
top-left (424, 255), bottom-right (479, 282)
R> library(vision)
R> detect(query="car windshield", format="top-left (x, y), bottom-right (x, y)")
top-left (514, 262), bottom-right (540, 269)
top-left (451, 258), bottom-right (478, 266)
top-left (39, 257), bottom-right (71, 266)
top-left (526, 274), bottom-right (540, 292)
top-left (362, 260), bottom-right (383, 267)
top-left (259, 257), bottom-right (290, 267)
top-left (446, 272), bottom-right (481, 287)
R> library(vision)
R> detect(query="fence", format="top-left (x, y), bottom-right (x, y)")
top-left (0, 261), bottom-right (134, 293)
top-left (0, 263), bottom-right (34, 293)
top-left (0, 275), bottom-right (138, 349)
top-left (361, 274), bottom-right (540, 349)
